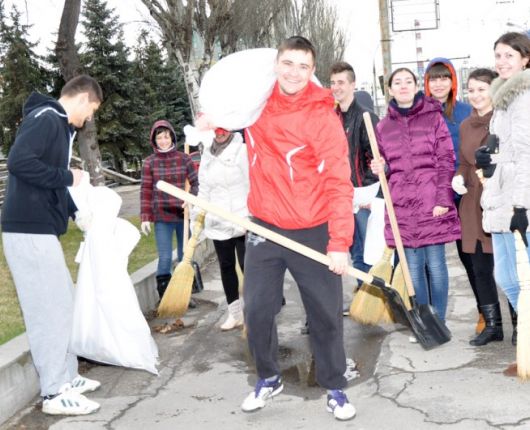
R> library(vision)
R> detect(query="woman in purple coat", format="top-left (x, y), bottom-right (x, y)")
top-left (371, 68), bottom-right (461, 323)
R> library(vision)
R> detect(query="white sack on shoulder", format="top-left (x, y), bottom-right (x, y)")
top-left (199, 48), bottom-right (278, 130)
top-left (68, 181), bottom-right (159, 374)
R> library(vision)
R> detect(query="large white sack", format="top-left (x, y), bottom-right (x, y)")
top-left (68, 177), bottom-right (159, 374)
top-left (199, 48), bottom-right (278, 130)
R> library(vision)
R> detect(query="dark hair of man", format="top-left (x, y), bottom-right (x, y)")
top-left (61, 74), bottom-right (103, 103)
top-left (330, 61), bottom-right (356, 82)
top-left (467, 68), bottom-right (498, 85)
top-left (277, 36), bottom-right (316, 64)
top-left (494, 32), bottom-right (530, 67)
top-left (387, 67), bottom-right (418, 87)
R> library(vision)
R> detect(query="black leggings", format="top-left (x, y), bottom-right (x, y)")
top-left (456, 239), bottom-right (478, 303)
top-left (467, 240), bottom-right (498, 307)
top-left (213, 235), bottom-right (246, 304)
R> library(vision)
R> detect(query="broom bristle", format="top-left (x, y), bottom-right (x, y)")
top-left (349, 248), bottom-right (394, 325)
top-left (514, 231), bottom-right (530, 380)
top-left (158, 262), bottom-right (195, 318)
top-left (391, 263), bottom-right (412, 311)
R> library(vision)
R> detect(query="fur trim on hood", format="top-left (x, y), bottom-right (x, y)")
top-left (490, 69), bottom-right (530, 111)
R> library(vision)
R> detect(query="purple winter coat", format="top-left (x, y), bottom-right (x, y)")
top-left (375, 95), bottom-right (461, 248)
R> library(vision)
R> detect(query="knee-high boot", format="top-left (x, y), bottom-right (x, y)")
top-left (508, 301), bottom-right (517, 346)
top-left (469, 303), bottom-right (503, 346)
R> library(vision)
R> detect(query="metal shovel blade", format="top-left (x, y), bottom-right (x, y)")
top-left (375, 279), bottom-right (451, 349)
top-left (408, 304), bottom-right (451, 350)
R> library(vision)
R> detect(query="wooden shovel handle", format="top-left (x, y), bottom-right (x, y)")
top-left (363, 112), bottom-right (416, 297)
top-left (156, 180), bottom-right (391, 289)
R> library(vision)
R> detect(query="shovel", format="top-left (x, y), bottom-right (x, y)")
top-left (363, 112), bottom-right (451, 349)
top-left (155, 180), bottom-right (447, 348)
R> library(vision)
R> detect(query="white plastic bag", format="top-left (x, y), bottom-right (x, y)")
top-left (364, 197), bottom-right (388, 265)
top-left (199, 48), bottom-right (278, 130)
top-left (68, 181), bottom-right (159, 374)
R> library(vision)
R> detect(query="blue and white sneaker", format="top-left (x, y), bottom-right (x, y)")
top-left (241, 376), bottom-right (284, 412)
top-left (71, 375), bottom-right (101, 395)
top-left (326, 389), bottom-right (356, 421)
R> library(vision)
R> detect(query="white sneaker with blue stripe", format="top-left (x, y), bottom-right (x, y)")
top-left (42, 385), bottom-right (100, 416)
top-left (71, 375), bottom-right (101, 394)
top-left (241, 376), bottom-right (283, 412)
top-left (327, 389), bottom-right (356, 420)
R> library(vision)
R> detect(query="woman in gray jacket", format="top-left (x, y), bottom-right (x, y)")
top-left (477, 32), bottom-right (530, 375)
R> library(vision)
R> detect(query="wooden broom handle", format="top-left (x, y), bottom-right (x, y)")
top-left (363, 112), bottom-right (416, 297)
top-left (156, 180), bottom-right (392, 289)
top-left (183, 141), bottom-right (190, 245)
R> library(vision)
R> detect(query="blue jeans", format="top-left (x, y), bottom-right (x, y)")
top-left (404, 244), bottom-right (449, 321)
top-left (492, 232), bottom-right (530, 311)
top-left (154, 221), bottom-right (184, 276)
top-left (350, 208), bottom-right (371, 283)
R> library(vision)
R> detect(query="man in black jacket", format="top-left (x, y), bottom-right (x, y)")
top-left (1, 75), bottom-right (103, 416)
top-left (330, 62), bottom-right (380, 291)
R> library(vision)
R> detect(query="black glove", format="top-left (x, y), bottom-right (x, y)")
top-left (475, 145), bottom-right (491, 168)
top-left (510, 207), bottom-right (529, 247)
top-left (475, 146), bottom-right (497, 178)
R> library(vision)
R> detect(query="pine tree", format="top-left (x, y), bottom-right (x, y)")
top-left (0, 2), bottom-right (50, 153)
top-left (79, 0), bottom-right (140, 171)
top-left (130, 31), bottom-right (191, 159)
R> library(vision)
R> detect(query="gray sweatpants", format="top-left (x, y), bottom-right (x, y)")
top-left (3, 233), bottom-right (78, 396)
top-left (243, 220), bottom-right (347, 390)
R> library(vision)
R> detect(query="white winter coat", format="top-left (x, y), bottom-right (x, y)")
top-left (198, 132), bottom-right (249, 240)
top-left (481, 69), bottom-right (530, 233)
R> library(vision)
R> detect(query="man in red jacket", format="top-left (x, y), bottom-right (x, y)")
top-left (241, 36), bottom-right (355, 421)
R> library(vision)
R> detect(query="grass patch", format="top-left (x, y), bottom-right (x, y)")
top-left (0, 216), bottom-right (159, 346)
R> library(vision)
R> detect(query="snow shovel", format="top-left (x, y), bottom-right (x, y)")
top-left (155, 180), bottom-right (447, 348)
top-left (363, 112), bottom-right (451, 349)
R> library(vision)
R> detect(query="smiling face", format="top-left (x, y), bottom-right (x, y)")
top-left (330, 71), bottom-right (355, 106)
top-left (428, 75), bottom-right (452, 103)
top-left (467, 78), bottom-right (493, 116)
top-left (389, 70), bottom-right (418, 107)
top-left (155, 129), bottom-right (173, 151)
top-left (275, 49), bottom-right (315, 96)
top-left (494, 42), bottom-right (530, 79)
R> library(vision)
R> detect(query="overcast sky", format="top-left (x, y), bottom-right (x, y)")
top-left (5, 0), bottom-right (530, 89)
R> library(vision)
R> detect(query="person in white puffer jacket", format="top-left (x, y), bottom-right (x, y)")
top-left (198, 128), bottom-right (249, 330)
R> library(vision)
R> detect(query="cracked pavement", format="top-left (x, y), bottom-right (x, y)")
top-left (3, 242), bottom-right (530, 429)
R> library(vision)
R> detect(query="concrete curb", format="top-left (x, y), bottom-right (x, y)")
top-left (0, 239), bottom-right (215, 426)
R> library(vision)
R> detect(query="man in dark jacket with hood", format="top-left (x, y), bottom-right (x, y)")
top-left (330, 62), bottom-right (380, 289)
top-left (1, 75), bottom-right (103, 415)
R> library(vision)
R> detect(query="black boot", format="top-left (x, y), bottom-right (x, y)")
top-left (156, 274), bottom-right (172, 299)
top-left (508, 301), bottom-right (517, 346)
top-left (469, 303), bottom-right (503, 346)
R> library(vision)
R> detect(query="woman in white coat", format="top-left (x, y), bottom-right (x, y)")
top-left (198, 128), bottom-right (249, 330)
top-left (476, 32), bottom-right (530, 375)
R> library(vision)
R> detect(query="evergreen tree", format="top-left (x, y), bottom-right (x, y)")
top-left (0, 2), bottom-right (50, 154)
top-left (130, 31), bottom-right (191, 159)
top-left (79, 0), bottom-right (140, 171)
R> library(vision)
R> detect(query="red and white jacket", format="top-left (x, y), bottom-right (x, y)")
top-left (245, 82), bottom-right (354, 252)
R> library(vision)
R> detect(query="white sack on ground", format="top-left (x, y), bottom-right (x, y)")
top-left (68, 174), bottom-right (158, 374)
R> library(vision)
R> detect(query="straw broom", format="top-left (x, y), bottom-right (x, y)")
top-left (514, 230), bottom-right (530, 380)
top-left (158, 211), bottom-right (205, 317)
top-left (362, 112), bottom-right (412, 318)
top-left (349, 247), bottom-right (394, 324)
